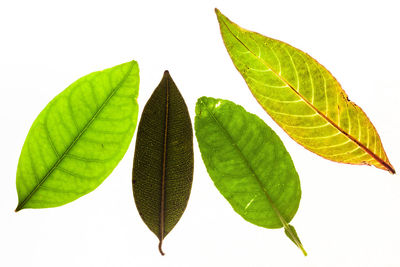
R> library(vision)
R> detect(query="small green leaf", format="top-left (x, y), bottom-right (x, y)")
top-left (132, 71), bottom-right (193, 255)
top-left (195, 96), bottom-right (306, 255)
top-left (215, 9), bottom-right (394, 174)
top-left (16, 61), bottom-right (139, 211)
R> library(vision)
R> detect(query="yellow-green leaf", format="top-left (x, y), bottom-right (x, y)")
top-left (216, 9), bottom-right (395, 174)
top-left (16, 61), bottom-right (139, 211)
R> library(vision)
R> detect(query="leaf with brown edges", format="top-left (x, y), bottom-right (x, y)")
top-left (216, 9), bottom-right (395, 174)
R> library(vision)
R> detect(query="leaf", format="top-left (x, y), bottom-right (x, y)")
top-left (16, 61), bottom-right (139, 211)
top-left (215, 9), bottom-right (395, 174)
top-left (132, 71), bottom-right (193, 255)
top-left (195, 96), bottom-right (306, 255)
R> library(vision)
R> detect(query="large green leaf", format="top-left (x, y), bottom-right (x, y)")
top-left (216, 9), bottom-right (395, 174)
top-left (16, 61), bottom-right (139, 211)
top-left (132, 71), bottom-right (193, 255)
top-left (195, 97), bottom-right (306, 255)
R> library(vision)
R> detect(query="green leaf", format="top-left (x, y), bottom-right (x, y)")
top-left (195, 97), bottom-right (306, 255)
top-left (132, 71), bottom-right (193, 255)
top-left (16, 61), bottom-right (139, 211)
top-left (215, 9), bottom-right (395, 174)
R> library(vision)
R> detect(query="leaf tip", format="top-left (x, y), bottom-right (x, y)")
top-left (215, 8), bottom-right (225, 21)
top-left (163, 70), bottom-right (171, 82)
top-left (389, 166), bottom-right (396, 175)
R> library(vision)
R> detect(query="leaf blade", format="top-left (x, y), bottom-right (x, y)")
top-left (216, 9), bottom-right (395, 174)
top-left (132, 71), bottom-right (193, 255)
top-left (195, 96), bottom-right (305, 255)
top-left (16, 61), bottom-right (139, 211)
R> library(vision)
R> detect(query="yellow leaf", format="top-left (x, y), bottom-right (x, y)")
top-left (216, 9), bottom-right (395, 174)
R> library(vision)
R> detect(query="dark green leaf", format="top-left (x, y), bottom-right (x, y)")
top-left (16, 61), bottom-right (139, 211)
top-left (195, 97), bottom-right (306, 255)
top-left (132, 71), bottom-right (193, 255)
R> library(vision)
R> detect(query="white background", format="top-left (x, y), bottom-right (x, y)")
top-left (1, 0), bottom-right (400, 266)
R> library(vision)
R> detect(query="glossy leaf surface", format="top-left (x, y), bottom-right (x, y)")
top-left (132, 71), bottom-right (193, 255)
top-left (195, 97), bottom-right (306, 255)
top-left (216, 9), bottom-right (395, 174)
top-left (16, 61), bottom-right (139, 211)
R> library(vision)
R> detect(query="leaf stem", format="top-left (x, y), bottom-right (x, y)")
top-left (158, 240), bottom-right (165, 256)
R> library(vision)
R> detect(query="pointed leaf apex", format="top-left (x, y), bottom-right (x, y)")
top-left (215, 8), bottom-right (224, 19)
top-left (15, 202), bottom-right (23, 212)
top-left (215, 9), bottom-right (230, 27)
top-left (389, 166), bottom-right (395, 174)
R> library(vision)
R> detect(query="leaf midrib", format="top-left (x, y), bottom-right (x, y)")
top-left (220, 17), bottom-right (394, 174)
top-left (158, 72), bottom-right (169, 256)
top-left (16, 61), bottom-right (136, 211)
